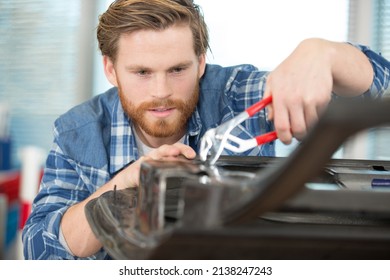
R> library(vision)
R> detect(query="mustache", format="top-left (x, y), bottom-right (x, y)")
top-left (138, 98), bottom-right (186, 111)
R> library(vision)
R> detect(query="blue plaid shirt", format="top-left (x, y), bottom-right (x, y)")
top-left (22, 45), bottom-right (390, 260)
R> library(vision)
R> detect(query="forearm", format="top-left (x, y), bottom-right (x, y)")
top-left (318, 39), bottom-right (373, 96)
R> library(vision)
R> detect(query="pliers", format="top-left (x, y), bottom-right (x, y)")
top-left (199, 95), bottom-right (277, 165)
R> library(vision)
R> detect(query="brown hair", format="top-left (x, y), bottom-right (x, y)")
top-left (97, 0), bottom-right (209, 63)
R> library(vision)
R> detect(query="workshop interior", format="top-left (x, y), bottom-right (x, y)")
top-left (1, 0), bottom-right (390, 259)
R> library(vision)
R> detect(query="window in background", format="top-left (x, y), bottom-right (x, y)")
top-left (370, 0), bottom-right (390, 160)
top-left (346, 0), bottom-right (390, 160)
top-left (0, 1), bottom-right (97, 168)
top-left (373, 0), bottom-right (390, 56)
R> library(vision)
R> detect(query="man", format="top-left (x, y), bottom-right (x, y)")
top-left (22, 0), bottom-right (390, 259)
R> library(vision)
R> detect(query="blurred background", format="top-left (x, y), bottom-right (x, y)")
top-left (1, 0), bottom-right (390, 169)
top-left (0, 0), bottom-right (389, 259)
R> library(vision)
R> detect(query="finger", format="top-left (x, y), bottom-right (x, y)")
top-left (289, 103), bottom-right (307, 141)
top-left (303, 92), bottom-right (330, 133)
top-left (172, 142), bottom-right (196, 159)
top-left (272, 100), bottom-right (293, 144)
top-left (263, 77), bottom-right (274, 121)
top-left (149, 143), bottom-right (196, 159)
top-left (304, 104), bottom-right (319, 132)
top-left (316, 97), bottom-right (330, 118)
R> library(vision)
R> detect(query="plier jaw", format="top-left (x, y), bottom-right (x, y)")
top-left (199, 127), bottom-right (223, 165)
top-left (199, 96), bottom-right (277, 165)
top-left (199, 129), bottom-right (215, 163)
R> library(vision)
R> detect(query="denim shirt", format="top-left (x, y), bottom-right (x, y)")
top-left (22, 45), bottom-right (390, 260)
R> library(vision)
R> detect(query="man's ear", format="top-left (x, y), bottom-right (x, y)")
top-left (103, 56), bottom-right (118, 87)
top-left (198, 54), bottom-right (206, 78)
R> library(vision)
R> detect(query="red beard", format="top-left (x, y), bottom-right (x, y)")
top-left (118, 83), bottom-right (199, 138)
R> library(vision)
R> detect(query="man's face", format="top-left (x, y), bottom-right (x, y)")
top-left (104, 24), bottom-right (206, 143)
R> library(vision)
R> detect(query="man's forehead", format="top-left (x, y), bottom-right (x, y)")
top-left (117, 24), bottom-right (194, 52)
top-left (116, 25), bottom-right (197, 67)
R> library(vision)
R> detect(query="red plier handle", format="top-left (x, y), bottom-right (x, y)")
top-left (200, 95), bottom-right (277, 165)
top-left (247, 95), bottom-right (277, 144)
top-left (246, 95), bottom-right (273, 117)
top-left (255, 130), bottom-right (278, 145)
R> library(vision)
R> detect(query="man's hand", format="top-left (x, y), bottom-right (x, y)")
top-left (264, 38), bottom-right (373, 144)
top-left (117, 142), bottom-right (196, 188)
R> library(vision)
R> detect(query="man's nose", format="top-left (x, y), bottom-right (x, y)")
top-left (152, 75), bottom-right (172, 99)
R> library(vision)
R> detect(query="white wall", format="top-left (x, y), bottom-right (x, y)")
top-left (196, 0), bottom-right (348, 69)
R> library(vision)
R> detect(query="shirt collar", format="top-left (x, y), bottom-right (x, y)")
top-left (109, 97), bottom-right (138, 174)
top-left (187, 104), bottom-right (202, 142)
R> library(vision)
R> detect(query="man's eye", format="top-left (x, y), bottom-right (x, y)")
top-left (171, 67), bottom-right (184, 73)
top-left (137, 70), bottom-right (149, 76)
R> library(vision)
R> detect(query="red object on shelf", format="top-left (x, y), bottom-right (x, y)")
top-left (0, 169), bottom-right (43, 230)
top-left (0, 171), bottom-right (21, 204)
top-left (18, 169), bottom-right (43, 229)
top-left (19, 201), bottom-right (31, 229)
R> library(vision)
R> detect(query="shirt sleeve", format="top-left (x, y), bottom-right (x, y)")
top-left (21, 130), bottom-right (107, 260)
top-left (354, 44), bottom-right (390, 98)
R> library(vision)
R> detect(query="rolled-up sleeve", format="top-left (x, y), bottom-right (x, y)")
top-left (356, 44), bottom-right (390, 98)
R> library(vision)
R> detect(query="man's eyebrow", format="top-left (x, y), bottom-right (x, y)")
top-left (125, 61), bottom-right (194, 71)
top-left (125, 65), bottom-right (152, 71)
top-left (168, 61), bottom-right (194, 69)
